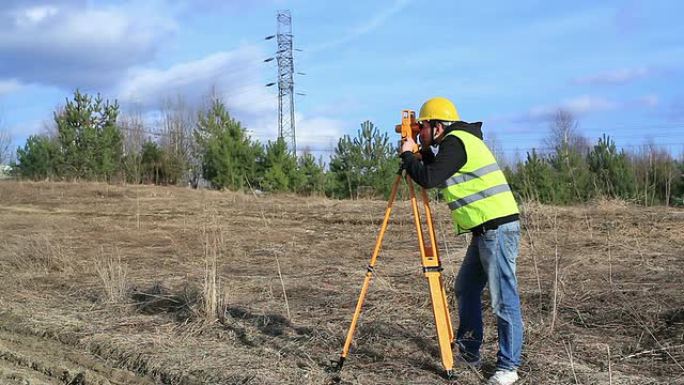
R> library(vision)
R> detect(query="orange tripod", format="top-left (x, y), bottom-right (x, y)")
top-left (331, 170), bottom-right (455, 377)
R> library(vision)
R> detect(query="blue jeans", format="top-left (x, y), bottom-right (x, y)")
top-left (454, 220), bottom-right (523, 370)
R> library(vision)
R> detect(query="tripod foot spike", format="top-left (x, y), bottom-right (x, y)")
top-left (327, 357), bottom-right (345, 373)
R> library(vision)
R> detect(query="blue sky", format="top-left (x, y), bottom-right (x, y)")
top-left (1, 0), bottom-right (683, 162)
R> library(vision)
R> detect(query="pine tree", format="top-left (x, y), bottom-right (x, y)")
top-left (53, 90), bottom-right (123, 180)
top-left (674, 160), bottom-right (684, 205)
top-left (328, 120), bottom-right (398, 198)
top-left (508, 150), bottom-right (556, 203)
top-left (98, 101), bottom-right (123, 181)
top-left (194, 99), bottom-right (261, 190)
top-left (15, 135), bottom-right (58, 179)
top-left (258, 137), bottom-right (302, 192)
top-left (587, 134), bottom-right (635, 199)
top-left (298, 153), bottom-right (326, 196)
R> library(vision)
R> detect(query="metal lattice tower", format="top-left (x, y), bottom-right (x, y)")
top-left (272, 10), bottom-right (296, 154)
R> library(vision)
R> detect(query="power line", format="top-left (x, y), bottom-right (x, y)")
top-left (495, 143), bottom-right (684, 153)
top-left (486, 126), bottom-right (684, 138)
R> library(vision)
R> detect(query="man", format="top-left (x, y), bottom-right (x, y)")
top-left (400, 97), bottom-right (523, 385)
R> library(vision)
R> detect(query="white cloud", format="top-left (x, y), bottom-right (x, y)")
top-left (246, 113), bottom-right (345, 153)
top-left (513, 95), bottom-right (616, 123)
top-left (513, 94), bottom-right (659, 123)
top-left (295, 116), bottom-right (346, 151)
top-left (12, 5), bottom-right (59, 25)
top-left (561, 95), bottom-right (617, 114)
top-left (572, 67), bottom-right (653, 85)
top-left (0, 79), bottom-right (22, 96)
top-left (118, 42), bottom-right (344, 155)
top-left (118, 45), bottom-right (275, 116)
top-left (0, 2), bottom-right (176, 89)
top-left (7, 119), bottom-right (50, 141)
top-left (117, 45), bottom-right (345, 156)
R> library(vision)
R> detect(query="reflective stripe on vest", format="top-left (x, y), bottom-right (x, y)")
top-left (447, 183), bottom-right (512, 210)
top-left (445, 163), bottom-right (501, 187)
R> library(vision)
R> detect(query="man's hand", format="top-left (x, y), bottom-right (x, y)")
top-left (401, 136), bottom-right (416, 154)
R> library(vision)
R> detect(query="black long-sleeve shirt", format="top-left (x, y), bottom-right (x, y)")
top-left (400, 134), bottom-right (467, 188)
top-left (400, 121), bottom-right (482, 188)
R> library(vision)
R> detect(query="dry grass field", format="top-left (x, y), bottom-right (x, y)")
top-left (0, 181), bottom-right (682, 385)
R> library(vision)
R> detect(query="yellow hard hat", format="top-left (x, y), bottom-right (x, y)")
top-left (418, 97), bottom-right (460, 122)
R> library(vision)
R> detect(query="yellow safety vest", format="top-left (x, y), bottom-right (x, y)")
top-left (440, 130), bottom-right (519, 234)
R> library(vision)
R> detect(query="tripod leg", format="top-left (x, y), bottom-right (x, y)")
top-left (334, 174), bottom-right (402, 371)
top-left (425, 272), bottom-right (455, 373)
top-left (420, 188), bottom-right (455, 344)
top-left (406, 177), bottom-right (454, 374)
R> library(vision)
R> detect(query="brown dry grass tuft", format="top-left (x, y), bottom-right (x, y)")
top-left (202, 217), bottom-right (224, 323)
top-left (5, 234), bottom-right (72, 275)
top-left (94, 248), bottom-right (128, 304)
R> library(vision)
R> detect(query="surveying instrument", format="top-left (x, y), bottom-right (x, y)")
top-left (330, 110), bottom-right (455, 377)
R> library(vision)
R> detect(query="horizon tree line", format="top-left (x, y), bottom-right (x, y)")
top-left (6, 90), bottom-right (684, 206)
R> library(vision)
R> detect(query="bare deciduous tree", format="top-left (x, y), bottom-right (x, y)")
top-left (633, 142), bottom-right (676, 206)
top-left (121, 111), bottom-right (146, 156)
top-left (159, 95), bottom-right (198, 185)
top-left (119, 111), bottom-right (147, 183)
top-left (0, 114), bottom-right (12, 164)
top-left (545, 109), bottom-right (591, 202)
top-left (544, 109), bottom-right (589, 155)
top-left (484, 131), bottom-right (508, 167)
